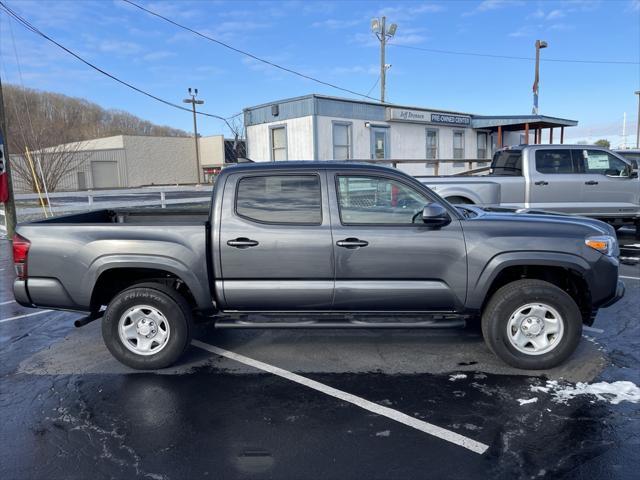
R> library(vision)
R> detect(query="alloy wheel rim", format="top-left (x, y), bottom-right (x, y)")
top-left (118, 305), bottom-right (170, 356)
top-left (506, 302), bottom-right (564, 356)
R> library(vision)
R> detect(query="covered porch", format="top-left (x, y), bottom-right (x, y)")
top-left (471, 115), bottom-right (578, 148)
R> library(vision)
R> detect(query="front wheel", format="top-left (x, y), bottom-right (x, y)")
top-left (481, 279), bottom-right (582, 370)
top-left (102, 284), bottom-right (192, 370)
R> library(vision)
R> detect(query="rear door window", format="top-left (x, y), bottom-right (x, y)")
top-left (535, 150), bottom-right (576, 174)
top-left (236, 175), bottom-right (322, 224)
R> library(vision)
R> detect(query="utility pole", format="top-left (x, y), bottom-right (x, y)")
top-left (371, 16), bottom-right (397, 103)
top-left (532, 39), bottom-right (548, 115)
top-left (0, 75), bottom-right (17, 238)
top-left (635, 90), bottom-right (640, 149)
top-left (183, 88), bottom-right (204, 184)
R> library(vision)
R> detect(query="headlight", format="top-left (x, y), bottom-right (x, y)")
top-left (585, 235), bottom-right (616, 256)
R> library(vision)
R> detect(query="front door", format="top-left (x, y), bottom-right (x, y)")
top-left (572, 148), bottom-right (639, 217)
top-left (219, 172), bottom-right (334, 310)
top-left (328, 172), bottom-right (467, 311)
top-left (370, 127), bottom-right (389, 160)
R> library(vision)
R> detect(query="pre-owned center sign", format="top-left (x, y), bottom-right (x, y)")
top-left (386, 108), bottom-right (471, 127)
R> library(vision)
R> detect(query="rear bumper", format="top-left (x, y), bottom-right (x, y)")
top-left (13, 279), bottom-right (32, 307)
top-left (600, 280), bottom-right (625, 308)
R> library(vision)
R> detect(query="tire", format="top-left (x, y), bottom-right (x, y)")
top-left (481, 279), bottom-right (582, 370)
top-left (102, 283), bottom-right (192, 370)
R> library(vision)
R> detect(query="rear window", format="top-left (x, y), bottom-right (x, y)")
top-left (236, 175), bottom-right (322, 224)
top-left (491, 150), bottom-right (522, 176)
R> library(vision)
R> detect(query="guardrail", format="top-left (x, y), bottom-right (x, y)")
top-left (344, 158), bottom-right (491, 176)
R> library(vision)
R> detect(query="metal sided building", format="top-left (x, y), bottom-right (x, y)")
top-left (244, 94), bottom-right (577, 176)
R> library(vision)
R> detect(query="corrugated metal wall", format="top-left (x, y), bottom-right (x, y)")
top-left (10, 149), bottom-right (126, 193)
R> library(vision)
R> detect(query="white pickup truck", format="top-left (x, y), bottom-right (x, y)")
top-left (421, 144), bottom-right (639, 231)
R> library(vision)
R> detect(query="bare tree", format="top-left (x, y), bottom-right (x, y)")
top-left (227, 115), bottom-right (246, 160)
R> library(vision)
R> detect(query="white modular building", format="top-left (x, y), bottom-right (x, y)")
top-left (244, 94), bottom-right (577, 176)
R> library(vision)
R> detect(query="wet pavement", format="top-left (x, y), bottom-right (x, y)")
top-left (1, 229), bottom-right (639, 479)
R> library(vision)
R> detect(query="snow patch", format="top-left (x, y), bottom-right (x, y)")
top-left (517, 397), bottom-right (538, 406)
top-left (449, 373), bottom-right (467, 381)
top-left (531, 380), bottom-right (640, 405)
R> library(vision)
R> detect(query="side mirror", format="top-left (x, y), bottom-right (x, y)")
top-left (422, 202), bottom-right (451, 227)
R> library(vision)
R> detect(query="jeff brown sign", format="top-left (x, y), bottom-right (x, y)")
top-left (386, 108), bottom-right (471, 126)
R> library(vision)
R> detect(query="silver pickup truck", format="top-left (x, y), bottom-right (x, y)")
top-left (13, 162), bottom-right (624, 371)
top-left (421, 144), bottom-right (639, 231)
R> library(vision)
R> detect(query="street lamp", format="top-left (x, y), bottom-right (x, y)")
top-left (183, 88), bottom-right (204, 184)
top-left (371, 16), bottom-right (397, 102)
top-left (635, 90), bottom-right (640, 149)
top-left (532, 39), bottom-right (547, 115)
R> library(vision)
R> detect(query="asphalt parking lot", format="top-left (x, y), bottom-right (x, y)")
top-left (1, 229), bottom-right (639, 479)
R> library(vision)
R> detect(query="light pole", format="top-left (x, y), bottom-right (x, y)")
top-left (371, 16), bottom-right (397, 103)
top-left (635, 90), bottom-right (640, 149)
top-left (532, 39), bottom-right (548, 115)
top-left (183, 88), bottom-right (204, 183)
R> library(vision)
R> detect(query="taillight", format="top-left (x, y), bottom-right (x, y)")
top-left (12, 233), bottom-right (30, 279)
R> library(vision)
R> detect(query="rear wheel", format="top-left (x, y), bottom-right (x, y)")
top-left (481, 279), bottom-right (582, 370)
top-left (102, 284), bottom-right (192, 370)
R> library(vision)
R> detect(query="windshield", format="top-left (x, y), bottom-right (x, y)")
top-left (491, 150), bottom-right (523, 176)
top-left (617, 152), bottom-right (640, 169)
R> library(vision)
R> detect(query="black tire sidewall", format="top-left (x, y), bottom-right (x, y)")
top-left (482, 280), bottom-right (582, 370)
top-left (102, 286), bottom-right (191, 370)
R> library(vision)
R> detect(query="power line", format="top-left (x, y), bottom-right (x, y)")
top-left (390, 43), bottom-right (639, 65)
top-left (122, 0), bottom-right (381, 102)
top-left (0, 1), bottom-right (237, 130)
top-left (364, 75), bottom-right (381, 100)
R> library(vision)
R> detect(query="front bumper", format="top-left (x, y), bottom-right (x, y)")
top-left (601, 280), bottom-right (625, 308)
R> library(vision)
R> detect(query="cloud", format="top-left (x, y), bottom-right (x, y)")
top-left (311, 19), bottom-right (361, 29)
top-left (351, 26), bottom-right (428, 48)
top-left (329, 65), bottom-right (378, 76)
top-left (546, 9), bottom-right (565, 20)
top-left (98, 40), bottom-right (144, 55)
top-left (464, 0), bottom-right (524, 16)
top-left (142, 51), bottom-right (176, 62)
top-left (629, 0), bottom-right (640, 10)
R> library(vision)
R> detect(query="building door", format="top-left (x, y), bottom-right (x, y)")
top-left (328, 172), bottom-right (467, 311)
top-left (370, 127), bottom-right (389, 160)
top-left (91, 161), bottom-right (119, 189)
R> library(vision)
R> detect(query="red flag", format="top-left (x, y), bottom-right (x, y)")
top-left (0, 173), bottom-right (8, 203)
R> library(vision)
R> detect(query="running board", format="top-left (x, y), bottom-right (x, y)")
top-left (213, 318), bottom-right (466, 329)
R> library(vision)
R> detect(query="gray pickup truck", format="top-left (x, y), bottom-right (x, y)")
top-left (422, 144), bottom-right (639, 231)
top-left (13, 162), bottom-right (624, 370)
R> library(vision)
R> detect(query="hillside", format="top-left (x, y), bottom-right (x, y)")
top-left (3, 84), bottom-right (188, 154)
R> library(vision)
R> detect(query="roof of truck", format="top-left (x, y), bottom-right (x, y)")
top-left (223, 161), bottom-right (398, 173)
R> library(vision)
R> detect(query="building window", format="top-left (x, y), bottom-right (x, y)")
top-left (477, 132), bottom-right (488, 159)
top-left (453, 131), bottom-right (465, 160)
top-left (236, 175), bottom-right (322, 224)
top-left (333, 122), bottom-right (352, 160)
top-left (426, 129), bottom-right (438, 160)
top-left (270, 126), bottom-right (287, 161)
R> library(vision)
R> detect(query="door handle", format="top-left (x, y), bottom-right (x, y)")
top-left (584, 180), bottom-right (599, 185)
top-left (227, 237), bottom-right (259, 248)
top-left (336, 238), bottom-right (369, 249)
top-left (534, 181), bottom-right (549, 186)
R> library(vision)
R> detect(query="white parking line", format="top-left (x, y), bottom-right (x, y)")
top-left (0, 310), bottom-right (50, 324)
top-left (0, 300), bottom-right (16, 306)
top-left (620, 275), bottom-right (640, 281)
top-left (192, 339), bottom-right (489, 455)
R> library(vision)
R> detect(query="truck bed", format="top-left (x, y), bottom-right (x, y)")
top-left (29, 208), bottom-right (210, 225)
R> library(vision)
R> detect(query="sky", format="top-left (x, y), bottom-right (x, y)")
top-left (0, 0), bottom-right (639, 146)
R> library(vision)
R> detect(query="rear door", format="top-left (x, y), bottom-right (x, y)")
top-left (218, 171), bottom-right (334, 310)
top-left (528, 148), bottom-right (581, 213)
top-left (328, 171), bottom-right (467, 311)
top-left (572, 148), bottom-right (639, 217)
